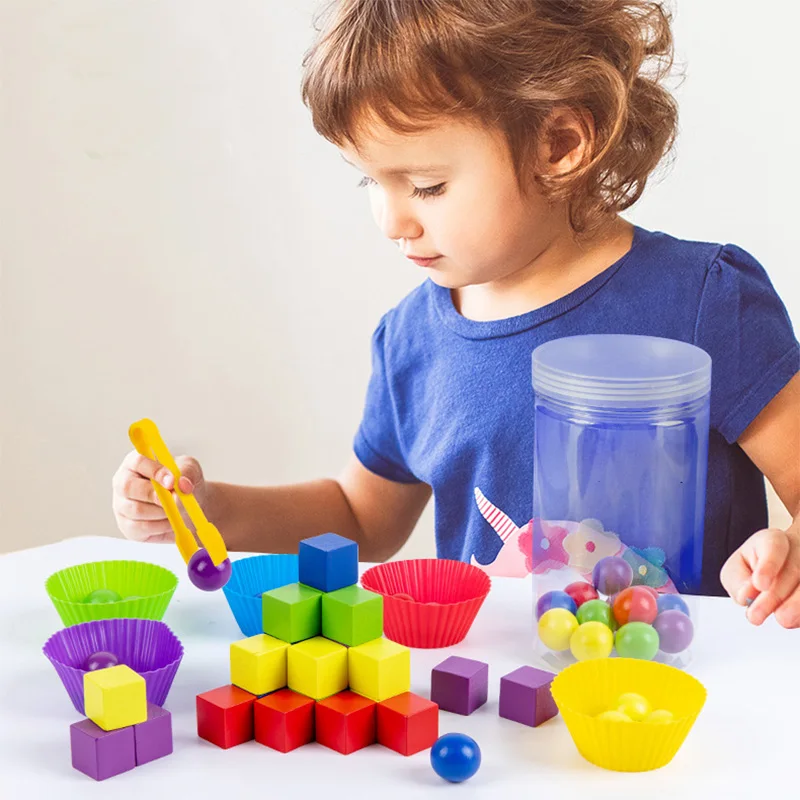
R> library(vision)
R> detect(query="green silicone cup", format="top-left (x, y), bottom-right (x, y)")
top-left (45, 560), bottom-right (179, 627)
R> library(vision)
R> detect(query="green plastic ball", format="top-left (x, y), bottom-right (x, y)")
top-left (614, 621), bottom-right (660, 660)
top-left (83, 589), bottom-right (122, 604)
top-left (576, 598), bottom-right (613, 628)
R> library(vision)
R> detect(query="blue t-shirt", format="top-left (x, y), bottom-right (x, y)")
top-left (353, 226), bottom-right (799, 594)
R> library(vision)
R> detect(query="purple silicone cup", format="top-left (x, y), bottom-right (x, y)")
top-left (42, 618), bottom-right (183, 715)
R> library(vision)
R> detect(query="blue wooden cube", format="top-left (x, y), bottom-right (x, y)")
top-left (298, 533), bottom-right (358, 593)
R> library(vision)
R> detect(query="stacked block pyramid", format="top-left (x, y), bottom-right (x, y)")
top-left (197, 533), bottom-right (439, 755)
top-left (71, 664), bottom-right (173, 780)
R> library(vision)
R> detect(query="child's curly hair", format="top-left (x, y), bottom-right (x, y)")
top-left (301, 0), bottom-right (679, 233)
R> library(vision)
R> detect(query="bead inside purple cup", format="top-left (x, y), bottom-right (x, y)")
top-left (43, 618), bottom-right (183, 714)
top-left (187, 548), bottom-right (232, 591)
top-left (84, 650), bottom-right (120, 671)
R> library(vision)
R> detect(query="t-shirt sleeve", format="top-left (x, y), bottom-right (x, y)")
top-left (693, 243), bottom-right (800, 444)
top-left (353, 314), bottom-right (420, 483)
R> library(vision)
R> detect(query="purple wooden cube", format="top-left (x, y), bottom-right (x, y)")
top-left (133, 703), bottom-right (173, 766)
top-left (430, 656), bottom-right (488, 716)
top-left (70, 718), bottom-right (136, 781)
top-left (499, 666), bottom-right (558, 727)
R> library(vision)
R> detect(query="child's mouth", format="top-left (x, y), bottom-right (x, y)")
top-left (406, 255), bottom-right (441, 267)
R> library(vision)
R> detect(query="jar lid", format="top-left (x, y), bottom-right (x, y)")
top-left (532, 334), bottom-right (711, 408)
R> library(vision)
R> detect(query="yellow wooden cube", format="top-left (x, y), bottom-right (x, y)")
top-left (84, 664), bottom-right (147, 731)
top-left (287, 636), bottom-right (347, 700)
top-left (230, 633), bottom-right (289, 696)
top-left (348, 637), bottom-right (410, 702)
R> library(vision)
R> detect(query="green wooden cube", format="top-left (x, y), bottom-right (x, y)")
top-left (262, 583), bottom-right (323, 643)
top-left (321, 585), bottom-right (383, 647)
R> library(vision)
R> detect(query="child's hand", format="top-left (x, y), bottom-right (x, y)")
top-left (112, 451), bottom-right (205, 543)
top-left (720, 526), bottom-right (800, 628)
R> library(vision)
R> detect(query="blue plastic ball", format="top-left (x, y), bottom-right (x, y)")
top-left (430, 733), bottom-right (481, 783)
top-left (657, 593), bottom-right (690, 617)
top-left (535, 590), bottom-right (578, 620)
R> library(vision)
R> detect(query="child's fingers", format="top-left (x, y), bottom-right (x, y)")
top-left (774, 584), bottom-right (800, 629)
top-left (749, 528), bottom-right (790, 593)
top-left (120, 451), bottom-right (177, 492)
top-left (720, 548), bottom-right (756, 605)
top-left (746, 538), bottom-right (800, 626)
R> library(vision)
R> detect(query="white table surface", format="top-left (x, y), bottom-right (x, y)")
top-left (1, 536), bottom-right (798, 798)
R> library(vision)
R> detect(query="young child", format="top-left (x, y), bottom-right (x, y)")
top-left (112, 1), bottom-right (799, 627)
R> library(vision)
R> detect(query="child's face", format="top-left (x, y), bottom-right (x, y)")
top-left (340, 117), bottom-right (562, 290)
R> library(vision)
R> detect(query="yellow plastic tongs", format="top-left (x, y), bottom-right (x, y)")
top-left (128, 418), bottom-right (229, 567)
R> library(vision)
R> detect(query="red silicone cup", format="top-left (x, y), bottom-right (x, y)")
top-left (360, 559), bottom-right (491, 648)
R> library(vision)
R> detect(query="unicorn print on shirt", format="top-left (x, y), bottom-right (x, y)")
top-left (470, 487), bottom-right (677, 592)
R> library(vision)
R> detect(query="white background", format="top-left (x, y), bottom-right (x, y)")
top-left (1, 0), bottom-right (797, 554)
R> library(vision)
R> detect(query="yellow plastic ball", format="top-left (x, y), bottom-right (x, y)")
top-left (570, 620), bottom-right (614, 661)
top-left (645, 709), bottom-right (674, 724)
top-left (538, 608), bottom-right (579, 651)
top-left (616, 692), bottom-right (651, 722)
top-left (595, 710), bottom-right (632, 722)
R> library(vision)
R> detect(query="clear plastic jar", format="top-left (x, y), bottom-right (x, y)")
top-left (531, 335), bottom-right (711, 671)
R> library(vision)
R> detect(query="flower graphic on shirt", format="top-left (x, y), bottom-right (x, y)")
top-left (562, 518), bottom-right (624, 573)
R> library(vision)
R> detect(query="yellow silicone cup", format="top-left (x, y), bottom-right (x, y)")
top-left (550, 658), bottom-right (706, 772)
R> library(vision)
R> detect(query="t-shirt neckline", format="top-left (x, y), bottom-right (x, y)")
top-left (431, 224), bottom-right (647, 340)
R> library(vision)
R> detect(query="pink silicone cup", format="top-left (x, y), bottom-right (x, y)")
top-left (360, 559), bottom-right (490, 648)
top-left (42, 618), bottom-right (183, 714)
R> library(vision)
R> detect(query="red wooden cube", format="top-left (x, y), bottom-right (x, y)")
top-left (377, 692), bottom-right (439, 756)
top-left (255, 688), bottom-right (315, 753)
top-left (196, 685), bottom-right (257, 749)
top-left (315, 690), bottom-right (376, 754)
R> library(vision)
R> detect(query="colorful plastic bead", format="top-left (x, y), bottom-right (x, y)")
top-left (563, 581), bottom-right (599, 608)
top-left (188, 548), bottom-right (232, 591)
top-left (592, 556), bottom-right (633, 596)
top-left (614, 622), bottom-right (659, 660)
top-left (536, 590), bottom-right (577, 620)
top-left (616, 692), bottom-right (651, 721)
top-left (570, 621), bottom-right (614, 661)
top-left (657, 593), bottom-right (690, 617)
top-left (612, 586), bottom-right (658, 626)
top-left (84, 651), bottom-right (120, 672)
top-left (576, 598), bottom-right (613, 628)
top-left (537, 608), bottom-right (579, 651)
top-left (653, 609), bottom-right (694, 653)
top-left (430, 733), bottom-right (481, 783)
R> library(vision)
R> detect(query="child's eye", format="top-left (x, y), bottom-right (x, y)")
top-left (411, 183), bottom-right (446, 199)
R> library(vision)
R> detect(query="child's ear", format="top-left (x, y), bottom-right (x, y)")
top-left (537, 106), bottom-right (595, 177)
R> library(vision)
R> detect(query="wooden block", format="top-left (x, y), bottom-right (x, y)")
top-left (84, 664), bottom-right (147, 732)
top-left (499, 666), bottom-right (558, 727)
top-left (196, 685), bottom-right (256, 749)
top-left (70, 718), bottom-right (135, 781)
top-left (322, 585), bottom-right (383, 647)
top-left (230, 633), bottom-right (289, 696)
top-left (430, 656), bottom-right (488, 715)
top-left (348, 638), bottom-right (410, 702)
top-left (377, 692), bottom-right (439, 756)
top-left (262, 583), bottom-right (322, 643)
top-left (133, 703), bottom-right (173, 766)
top-left (254, 689), bottom-right (315, 753)
top-left (287, 636), bottom-right (348, 700)
top-left (298, 533), bottom-right (358, 593)
top-left (315, 691), bottom-right (376, 754)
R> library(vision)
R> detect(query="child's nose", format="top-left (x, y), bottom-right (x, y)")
top-left (376, 197), bottom-right (423, 241)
